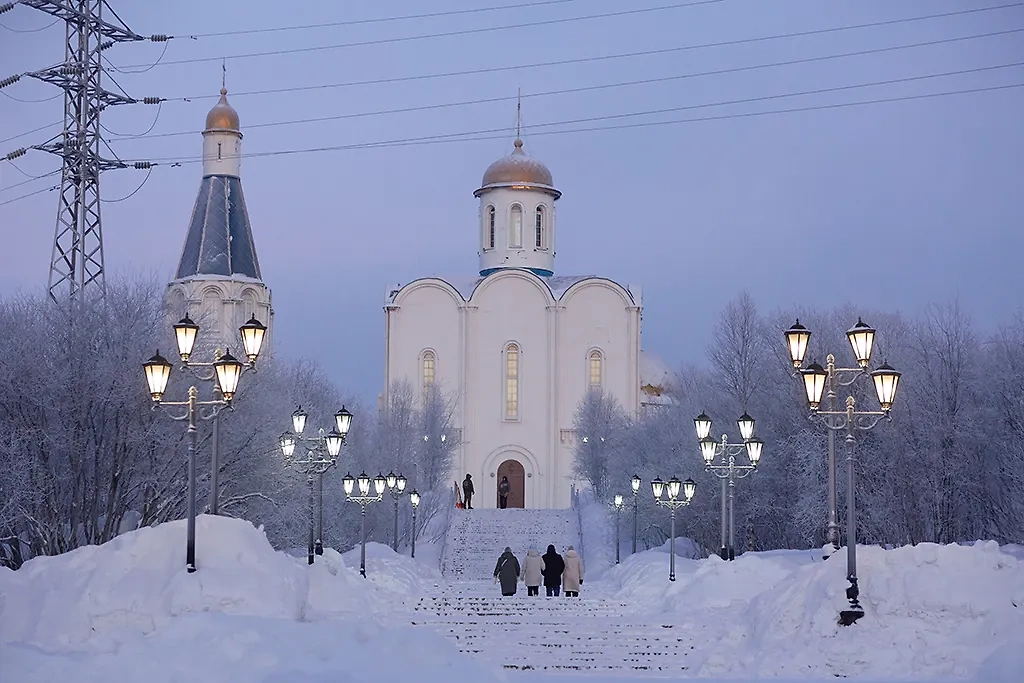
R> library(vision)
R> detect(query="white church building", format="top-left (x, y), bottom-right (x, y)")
top-left (384, 137), bottom-right (667, 509)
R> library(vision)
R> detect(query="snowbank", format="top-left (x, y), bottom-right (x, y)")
top-left (341, 541), bottom-right (442, 599)
top-left (602, 541), bottom-right (1024, 678)
top-left (0, 515), bottom-right (502, 683)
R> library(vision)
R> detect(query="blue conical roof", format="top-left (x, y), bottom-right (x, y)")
top-left (174, 175), bottom-right (261, 280)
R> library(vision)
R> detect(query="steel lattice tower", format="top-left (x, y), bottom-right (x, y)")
top-left (1, 1), bottom-right (164, 306)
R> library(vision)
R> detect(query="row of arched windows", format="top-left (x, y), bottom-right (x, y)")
top-left (482, 204), bottom-right (548, 251)
top-left (419, 347), bottom-right (605, 417)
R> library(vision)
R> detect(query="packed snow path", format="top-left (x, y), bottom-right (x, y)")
top-left (406, 508), bottom-right (692, 674)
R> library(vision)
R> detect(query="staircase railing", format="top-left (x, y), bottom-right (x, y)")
top-left (438, 483), bottom-right (457, 576)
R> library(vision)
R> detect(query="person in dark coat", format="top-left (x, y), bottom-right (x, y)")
top-left (462, 474), bottom-right (474, 509)
top-left (541, 544), bottom-right (565, 597)
top-left (498, 476), bottom-right (510, 509)
top-left (494, 546), bottom-right (520, 596)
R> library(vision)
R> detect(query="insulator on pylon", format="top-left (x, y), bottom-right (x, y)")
top-left (150, 34), bottom-right (169, 42)
top-left (0, 3), bottom-right (15, 15)
top-left (133, 161), bottom-right (152, 169)
top-left (4, 148), bottom-right (27, 161)
top-left (98, 40), bottom-right (114, 51)
top-left (0, 74), bottom-right (20, 88)
top-left (59, 65), bottom-right (78, 75)
top-left (142, 97), bottom-right (161, 105)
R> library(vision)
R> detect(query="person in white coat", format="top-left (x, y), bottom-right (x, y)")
top-left (520, 548), bottom-right (544, 596)
top-left (562, 546), bottom-right (584, 597)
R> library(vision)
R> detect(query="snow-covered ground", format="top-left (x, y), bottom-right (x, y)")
top-left (1, 512), bottom-right (1022, 682)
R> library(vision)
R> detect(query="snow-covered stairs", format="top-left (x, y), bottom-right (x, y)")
top-left (442, 508), bottom-right (579, 580)
top-left (405, 508), bottom-right (691, 674)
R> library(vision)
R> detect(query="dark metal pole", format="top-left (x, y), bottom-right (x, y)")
top-left (825, 358), bottom-right (839, 557)
top-left (307, 476), bottom-right (315, 566)
top-left (315, 472), bottom-right (324, 556)
top-left (840, 428), bottom-right (864, 625)
top-left (728, 476), bottom-right (736, 561)
top-left (719, 477), bottom-right (727, 560)
top-left (411, 507), bottom-right (417, 559)
top-left (615, 508), bottom-right (620, 564)
top-left (360, 504), bottom-right (368, 578)
top-left (186, 386), bottom-right (197, 573)
top-left (632, 492), bottom-right (638, 554)
top-left (209, 409), bottom-right (221, 515)
top-left (392, 496), bottom-right (399, 552)
top-left (669, 507), bottom-right (676, 582)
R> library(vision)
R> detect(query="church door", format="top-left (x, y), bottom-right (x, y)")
top-left (496, 459), bottom-right (526, 508)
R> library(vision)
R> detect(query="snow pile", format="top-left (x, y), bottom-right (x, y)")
top-left (577, 496), bottom-right (615, 578)
top-left (603, 541), bottom-right (1024, 679)
top-left (0, 515), bottom-right (502, 683)
top-left (341, 541), bottom-right (442, 599)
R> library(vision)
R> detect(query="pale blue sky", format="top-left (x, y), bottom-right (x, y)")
top-left (1, 0), bottom-right (1022, 400)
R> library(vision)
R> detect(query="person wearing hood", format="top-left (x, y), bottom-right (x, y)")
top-left (563, 545), bottom-right (584, 597)
top-left (520, 548), bottom-right (544, 596)
top-left (462, 473), bottom-right (474, 510)
top-left (493, 546), bottom-right (520, 596)
top-left (541, 544), bottom-right (564, 597)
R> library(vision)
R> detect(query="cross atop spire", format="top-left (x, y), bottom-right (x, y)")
top-left (221, 58), bottom-right (226, 92)
top-left (516, 87), bottom-right (522, 141)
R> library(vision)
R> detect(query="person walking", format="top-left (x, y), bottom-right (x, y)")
top-left (563, 545), bottom-right (584, 597)
top-left (541, 544), bottom-right (564, 597)
top-left (462, 474), bottom-right (474, 510)
top-left (498, 475), bottom-right (510, 509)
top-left (520, 548), bottom-right (544, 597)
top-left (494, 546), bottom-right (520, 596)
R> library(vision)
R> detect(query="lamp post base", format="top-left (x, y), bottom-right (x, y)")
top-left (315, 540), bottom-right (323, 556)
top-left (822, 542), bottom-right (838, 561)
top-left (719, 546), bottom-right (728, 560)
top-left (838, 577), bottom-right (864, 626)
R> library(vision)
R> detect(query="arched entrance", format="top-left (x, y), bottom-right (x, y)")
top-left (496, 459), bottom-right (526, 508)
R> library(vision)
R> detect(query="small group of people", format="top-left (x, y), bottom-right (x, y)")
top-left (462, 473), bottom-right (513, 510)
top-left (493, 544), bottom-right (583, 597)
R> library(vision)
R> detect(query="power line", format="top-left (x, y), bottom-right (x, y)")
top-left (119, 28), bottom-right (1024, 142)
top-left (0, 168), bottom-right (61, 194)
top-left (4, 82), bottom-right (1018, 209)
top-left (170, 3), bottom-right (1024, 102)
top-left (137, 70), bottom-right (1024, 166)
top-left (189, 0), bottom-right (583, 38)
top-left (0, 120), bottom-right (62, 146)
top-left (0, 182), bottom-right (58, 208)
top-left (120, 0), bottom-right (726, 69)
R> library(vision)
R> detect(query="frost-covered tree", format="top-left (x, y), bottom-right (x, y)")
top-left (571, 389), bottom-right (628, 500)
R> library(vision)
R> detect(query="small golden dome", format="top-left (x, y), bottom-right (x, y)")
top-left (476, 138), bottom-right (559, 197)
top-left (205, 87), bottom-right (239, 132)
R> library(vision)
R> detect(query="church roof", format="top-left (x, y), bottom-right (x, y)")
top-left (386, 272), bottom-right (640, 307)
top-left (475, 139), bottom-right (560, 198)
top-left (174, 175), bottom-right (261, 280)
top-left (205, 87), bottom-right (240, 133)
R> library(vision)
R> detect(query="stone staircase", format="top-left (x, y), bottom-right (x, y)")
top-left (442, 508), bottom-right (580, 580)
top-left (404, 508), bottom-right (691, 674)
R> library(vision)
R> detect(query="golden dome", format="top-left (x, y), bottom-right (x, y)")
top-left (205, 87), bottom-right (239, 132)
top-left (476, 138), bottom-right (559, 197)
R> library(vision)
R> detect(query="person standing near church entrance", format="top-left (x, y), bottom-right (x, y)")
top-left (463, 474), bottom-right (474, 510)
top-left (498, 475), bottom-right (510, 509)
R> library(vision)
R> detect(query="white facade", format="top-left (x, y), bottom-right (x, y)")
top-left (384, 139), bottom-right (642, 509)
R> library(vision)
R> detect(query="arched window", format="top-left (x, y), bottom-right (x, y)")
top-left (504, 343), bottom-right (520, 419)
top-left (535, 206), bottom-right (545, 249)
top-left (484, 205), bottom-right (495, 250)
top-left (588, 350), bottom-right (603, 388)
top-left (422, 350), bottom-right (436, 396)
top-left (509, 205), bottom-right (522, 249)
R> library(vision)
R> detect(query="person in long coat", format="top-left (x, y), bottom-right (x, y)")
top-left (462, 474), bottom-right (474, 509)
top-left (494, 547), bottom-right (520, 596)
top-left (520, 548), bottom-right (544, 596)
top-left (562, 546), bottom-right (584, 597)
top-left (541, 544), bottom-right (564, 597)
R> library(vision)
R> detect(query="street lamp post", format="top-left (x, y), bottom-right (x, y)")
top-left (650, 476), bottom-right (696, 581)
top-left (695, 412), bottom-right (764, 561)
top-left (386, 471), bottom-right (408, 552)
top-left (409, 490), bottom-right (421, 559)
top-left (166, 315), bottom-right (266, 516)
top-left (343, 471), bottom-right (386, 577)
top-left (613, 494), bottom-right (624, 564)
top-left (630, 474), bottom-right (641, 555)
top-left (143, 346), bottom-right (248, 573)
top-left (278, 405), bottom-right (353, 564)
top-left (785, 318), bottom-right (902, 625)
